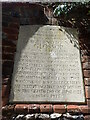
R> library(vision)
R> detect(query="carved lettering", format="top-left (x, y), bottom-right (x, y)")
top-left (10, 25), bottom-right (85, 103)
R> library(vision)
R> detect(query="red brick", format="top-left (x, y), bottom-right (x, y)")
top-left (84, 70), bottom-right (90, 78)
top-left (84, 78), bottom-right (90, 85)
top-left (2, 85), bottom-right (7, 98)
top-left (7, 34), bottom-right (18, 40)
top-left (2, 105), bottom-right (15, 114)
top-left (15, 104), bottom-right (29, 113)
top-left (83, 62), bottom-right (90, 69)
top-left (2, 97), bottom-right (9, 106)
top-left (67, 105), bottom-right (80, 113)
top-left (11, 16), bottom-right (19, 24)
top-left (2, 3), bottom-right (43, 9)
top-left (2, 40), bottom-right (16, 47)
top-left (87, 99), bottom-right (90, 107)
top-left (3, 46), bottom-right (16, 53)
top-left (85, 86), bottom-right (90, 99)
top-left (9, 22), bottom-right (20, 29)
top-left (53, 105), bottom-right (66, 113)
top-left (2, 53), bottom-right (15, 60)
top-left (84, 115), bottom-right (90, 120)
top-left (40, 104), bottom-right (52, 113)
top-left (81, 50), bottom-right (90, 56)
top-left (3, 15), bottom-right (19, 24)
top-left (3, 61), bottom-right (14, 68)
top-left (86, 43), bottom-right (90, 49)
top-left (29, 104), bottom-right (40, 113)
top-left (2, 77), bottom-right (10, 85)
top-left (1, 116), bottom-right (8, 120)
top-left (2, 27), bottom-right (19, 35)
top-left (2, 85), bottom-right (9, 98)
top-left (3, 66), bottom-right (13, 76)
top-left (79, 105), bottom-right (90, 113)
top-left (79, 38), bottom-right (90, 44)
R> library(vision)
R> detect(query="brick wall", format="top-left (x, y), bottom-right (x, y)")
top-left (2, 3), bottom-right (90, 120)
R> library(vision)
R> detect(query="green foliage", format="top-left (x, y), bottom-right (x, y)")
top-left (53, 2), bottom-right (90, 54)
top-left (53, 2), bottom-right (90, 32)
top-left (53, 2), bottom-right (90, 19)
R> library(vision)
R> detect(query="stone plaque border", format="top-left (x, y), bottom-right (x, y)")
top-left (9, 25), bottom-right (86, 104)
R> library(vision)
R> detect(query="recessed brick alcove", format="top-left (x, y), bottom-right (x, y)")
top-left (2, 2), bottom-right (90, 120)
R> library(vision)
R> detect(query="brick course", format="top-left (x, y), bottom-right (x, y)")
top-left (84, 70), bottom-right (90, 78)
top-left (53, 105), bottom-right (66, 113)
top-left (15, 104), bottom-right (29, 113)
top-left (79, 105), bottom-right (90, 114)
top-left (85, 86), bottom-right (90, 99)
top-left (29, 104), bottom-right (40, 113)
top-left (84, 78), bottom-right (90, 86)
top-left (83, 62), bottom-right (90, 70)
top-left (40, 104), bottom-right (53, 113)
top-left (67, 105), bottom-right (81, 113)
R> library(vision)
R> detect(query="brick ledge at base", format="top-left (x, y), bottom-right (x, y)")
top-left (2, 104), bottom-right (90, 114)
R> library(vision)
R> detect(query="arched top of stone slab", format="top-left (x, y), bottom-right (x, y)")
top-left (10, 25), bottom-right (85, 103)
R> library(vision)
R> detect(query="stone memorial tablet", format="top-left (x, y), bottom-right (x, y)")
top-left (10, 25), bottom-right (85, 103)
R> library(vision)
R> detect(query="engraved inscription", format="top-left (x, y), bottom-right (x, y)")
top-left (10, 25), bottom-right (85, 103)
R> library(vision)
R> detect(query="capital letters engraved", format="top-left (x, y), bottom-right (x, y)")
top-left (10, 25), bottom-right (85, 103)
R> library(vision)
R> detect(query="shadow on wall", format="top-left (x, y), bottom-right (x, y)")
top-left (2, 3), bottom-right (49, 103)
top-left (10, 25), bottom-right (41, 101)
top-left (64, 28), bottom-right (79, 50)
top-left (2, 3), bottom-right (49, 25)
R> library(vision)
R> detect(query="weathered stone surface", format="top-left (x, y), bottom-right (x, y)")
top-left (14, 114), bottom-right (24, 120)
top-left (24, 114), bottom-right (35, 120)
top-left (50, 113), bottom-right (61, 119)
top-left (10, 25), bottom-right (85, 103)
top-left (6, 113), bottom-right (84, 120)
top-left (35, 114), bottom-right (50, 120)
top-left (63, 113), bottom-right (84, 120)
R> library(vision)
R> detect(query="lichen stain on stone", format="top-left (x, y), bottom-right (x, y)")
top-left (33, 29), bottom-right (54, 53)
